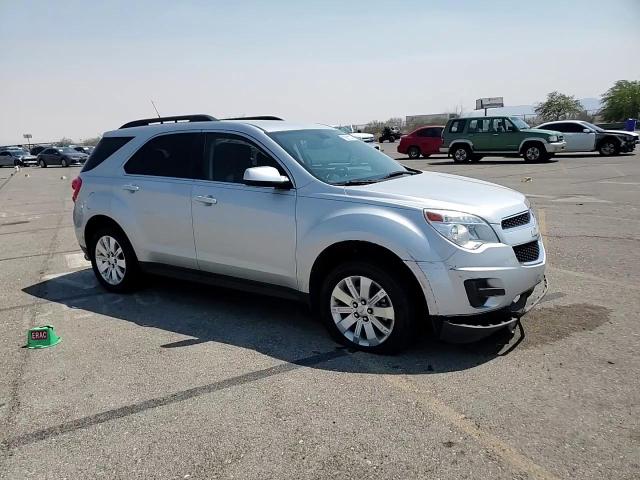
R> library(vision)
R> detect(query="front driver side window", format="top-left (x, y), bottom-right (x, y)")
top-left (199, 133), bottom-right (286, 184)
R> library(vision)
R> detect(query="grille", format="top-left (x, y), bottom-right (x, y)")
top-left (501, 211), bottom-right (530, 230)
top-left (513, 241), bottom-right (540, 263)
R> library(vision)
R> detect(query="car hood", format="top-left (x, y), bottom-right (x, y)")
top-left (345, 171), bottom-right (527, 224)
top-left (522, 128), bottom-right (560, 135)
top-left (605, 129), bottom-right (639, 138)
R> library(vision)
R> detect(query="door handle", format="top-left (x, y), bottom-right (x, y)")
top-left (194, 195), bottom-right (217, 205)
top-left (492, 133), bottom-right (499, 136)
top-left (122, 184), bottom-right (140, 192)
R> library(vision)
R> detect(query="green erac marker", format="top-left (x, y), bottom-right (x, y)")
top-left (26, 325), bottom-right (61, 349)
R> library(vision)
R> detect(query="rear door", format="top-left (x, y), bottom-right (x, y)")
top-left (191, 132), bottom-right (298, 288)
top-left (424, 127), bottom-right (443, 154)
top-left (115, 132), bottom-right (201, 269)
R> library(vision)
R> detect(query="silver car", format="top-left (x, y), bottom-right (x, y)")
top-left (72, 115), bottom-right (547, 353)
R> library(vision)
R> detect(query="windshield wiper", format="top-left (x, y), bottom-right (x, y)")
top-left (377, 170), bottom-right (416, 181)
top-left (335, 179), bottom-right (379, 186)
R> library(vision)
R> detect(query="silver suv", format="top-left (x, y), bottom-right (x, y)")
top-left (72, 114), bottom-right (547, 353)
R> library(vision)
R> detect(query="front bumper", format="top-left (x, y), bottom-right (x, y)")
top-left (545, 141), bottom-right (566, 153)
top-left (436, 276), bottom-right (548, 343)
top-left (406, 238), bottom-right (546, 342)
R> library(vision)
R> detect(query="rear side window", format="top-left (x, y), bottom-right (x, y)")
top-left (82, 136), bottom-right (133, 172)
top-left (124, 133), bottom-right (202, 178)
top-left (449, 120), bottom-right (466, 133)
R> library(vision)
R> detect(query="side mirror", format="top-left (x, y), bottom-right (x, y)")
top-left (243, 166), bottom-right (292, 189)
top-left (583, 128), bottom-right (592, 133)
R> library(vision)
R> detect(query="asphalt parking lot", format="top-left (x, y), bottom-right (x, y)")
top-left (1, 150), bottom-right (639, 479)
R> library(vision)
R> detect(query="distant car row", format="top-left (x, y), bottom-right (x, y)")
top-left (397, 118), bottom-right (638, 162)
top-left (0, 145), bottom-right (91, 167)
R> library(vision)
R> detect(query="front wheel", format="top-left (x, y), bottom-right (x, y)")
top-left (598, 139), bottom-right (619, 156)
top-left (60, 158), bottom-right (69, 167)
top-left (90, 227), bottom-right (141, 293)
top-left (408, 146), bottom-right (421, 159)
top-left (38, 159), bottom-right (47, 168)
top-left (522, 143), bottom-right (548, 162)
top-left (320, 262), bottom-right (415, 354)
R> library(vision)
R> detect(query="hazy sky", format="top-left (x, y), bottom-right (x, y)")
top-left (1, 0), bottom-right (639, 145)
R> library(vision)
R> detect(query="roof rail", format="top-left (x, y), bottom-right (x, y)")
top-left (223, 116), bottom-right (284, 121)
top-left (119, 114), bottom-right (217, 129)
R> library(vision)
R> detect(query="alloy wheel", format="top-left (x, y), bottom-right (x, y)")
top-left (526, 146), bottom-right (540, 161)
top-left (601, 142), bottom-right (615, 155)
top-left (95, 235), bottom-right (126, 285)
top-left (330, 275), bottom-right (395, 347)
top-left (454, 148), bottom-right (468, 161)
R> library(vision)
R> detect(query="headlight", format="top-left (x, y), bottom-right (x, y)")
top-left (424, 209), bottom-right (499, 250)
top-left (548, 135), bottom-right (558, 142)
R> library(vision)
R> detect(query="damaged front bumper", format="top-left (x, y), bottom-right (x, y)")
top-left (434, 276), bottom-right (548, 343)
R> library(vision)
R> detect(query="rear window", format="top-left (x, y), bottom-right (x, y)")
top-left (82, 136), bottom-right (133, 172)
top-left (449, 120), bottom-right (466, 133)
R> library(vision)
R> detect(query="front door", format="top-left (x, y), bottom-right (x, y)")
top-left (191, 132), bottom-right (297, 289)
top-left (564, 123), bottom-right (596, 151)
top-left (114, 132), bottom-right (201, 269)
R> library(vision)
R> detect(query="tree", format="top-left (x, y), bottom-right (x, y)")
top-left (534, 91), bottom-right (582, 121)
top-left (57, 137), bottom-right (74, 146)
top-left (600, 80), bottom-right (640, 122)
top-left (81, 135), bottom-right (102, 146)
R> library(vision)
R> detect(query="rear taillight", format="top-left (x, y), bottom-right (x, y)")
top-left (71, 176), bottom-right (82, 202)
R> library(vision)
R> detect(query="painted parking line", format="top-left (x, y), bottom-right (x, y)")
top-left (65, 252), bottom-right (91, 269)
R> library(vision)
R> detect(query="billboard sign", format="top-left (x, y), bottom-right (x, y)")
top-left (475, 97), bottom-right (504, 110)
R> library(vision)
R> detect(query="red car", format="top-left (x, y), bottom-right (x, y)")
top-left (397, 126), bottom-right (444, 159)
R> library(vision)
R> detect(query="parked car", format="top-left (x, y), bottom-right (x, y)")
top-left (37, 147), bottom-right (89, 167)
top-left (332, 125), bottom-right (382, 150)
top-left (378, 126), bottom-right (402, 143)
top-left (397, 126), bottom-right (444, 159)
top-left (0, 148), bottom-right (38, 167)
top-left (441, 116), bottom-right (566, 162)
top-left (30, 145), bottom-right (49, 156)
top-left (536, 120), bottom-right (638, 155)
top-left (73, 146), bottom-right (95, 155)
top-left (72, 114), bottom-right (547, 353)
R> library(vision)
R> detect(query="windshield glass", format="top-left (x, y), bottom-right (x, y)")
top-left (60, 147), bottom-right (79, 154)
top-left (336, 126), bottom-right (352, 134)
top-left (581, 121), bottom-right (604, 132)
top-left (510, 117), bottom-right (530, 129)
top-left (269, 129), bottom-right (409, 185)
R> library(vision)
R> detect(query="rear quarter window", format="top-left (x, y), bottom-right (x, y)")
top-left (82, 136), bottom-right (133, 172)
top-left (449, 120), bottom-right (466, 133)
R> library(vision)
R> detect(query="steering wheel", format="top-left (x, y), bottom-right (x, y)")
top-left (324, 166), bottom-right (349, 183)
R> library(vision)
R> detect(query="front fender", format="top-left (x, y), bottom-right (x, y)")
top-left (296, 202), bottom-right (444, 292)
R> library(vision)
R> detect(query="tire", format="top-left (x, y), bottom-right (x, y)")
top-left (408, 146), bottom-right (421, 159)
top-left (451, 144), bottom-right (471, 163)
top-left (522, 143), bottom-right (548, 162)
top-left (319, 261), bottom-right (415, 354)
top-left (598, 138), bottom-right (619, 156)
top-left (38, 159), bottom-right (47, 168)
top-left (422, 153), bottom-right (431, 158)
top-left (470, 154), bottom-right (483, 162)
top-left (60, 158), bottom-right (69, 167)
top-left (89, 226), bottom-right (141, 293)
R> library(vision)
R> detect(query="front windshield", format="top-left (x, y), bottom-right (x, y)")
top-left (269, 129), bottom-right (410, 185)
top-left (336, 126), bottom-right (352, 134)
top-left (61, 147), bottom-right (78, 154)
top-left (581, 121), bottom-right (604, 133)
top-left (510, 117), bottom-right (530, 129)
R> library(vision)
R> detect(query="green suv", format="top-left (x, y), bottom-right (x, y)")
top-left (441, 116), bottom-right (567, 162)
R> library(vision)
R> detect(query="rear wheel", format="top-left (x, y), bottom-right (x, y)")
top-left (408, 146), bottom-right (421, 159)
top-left (320, 262), bottom-right (415, 354)
top-left (90, 226), bottom-right (141, 293)
top-left (452, 145), bottom-right (471, 163)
